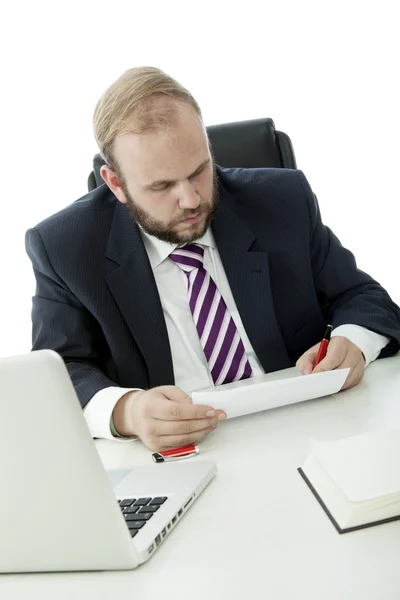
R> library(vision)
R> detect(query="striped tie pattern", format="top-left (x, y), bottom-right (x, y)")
top-left (170, 243), bottom-right (253, 386)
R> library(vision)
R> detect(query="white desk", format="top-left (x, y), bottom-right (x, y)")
top-left (2, 356), bottom-right (400, 599)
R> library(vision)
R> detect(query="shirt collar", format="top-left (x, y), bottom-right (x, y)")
top-left (140, 227), bottom-right (215, 270)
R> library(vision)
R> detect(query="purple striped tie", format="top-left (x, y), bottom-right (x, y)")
top-left (170, 243), bottom-right (253, 385)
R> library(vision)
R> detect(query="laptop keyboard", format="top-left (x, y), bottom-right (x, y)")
top-left (118, 496), bottom-right (168, 538)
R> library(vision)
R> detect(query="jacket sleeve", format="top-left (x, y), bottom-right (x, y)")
top-left (298, 171), bottom-right (400, 358)
top-left (25, 227), bottom-right (117, 408)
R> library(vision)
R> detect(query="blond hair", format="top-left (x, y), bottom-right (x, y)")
top-left (93, 66), bottom-right (202, 168)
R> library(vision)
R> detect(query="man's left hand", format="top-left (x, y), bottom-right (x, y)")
top-left (296, 335), bottom-right (365, 390)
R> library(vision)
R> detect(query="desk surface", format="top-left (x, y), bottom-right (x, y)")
top-left (2, 356), bottom-right (400, 599)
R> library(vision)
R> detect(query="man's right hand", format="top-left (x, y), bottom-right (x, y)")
top-left (112, 385), bottom-right (226, 452)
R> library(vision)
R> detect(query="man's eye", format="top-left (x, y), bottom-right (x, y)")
top-left (153, 183), bottom-right (170, 192)
top-left (190, 167), bottom-right (205, 180)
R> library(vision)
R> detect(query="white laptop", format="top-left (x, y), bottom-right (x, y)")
top-left (0, 350), bottom-right (216, 573)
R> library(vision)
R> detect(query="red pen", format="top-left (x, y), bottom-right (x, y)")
top-left (152, 444), bottom-right (199, 464)
top-left (313, 324), bottom-right (333, 369)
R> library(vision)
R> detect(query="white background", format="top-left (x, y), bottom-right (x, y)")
top-left (1, 0), bottom-right (399, 357)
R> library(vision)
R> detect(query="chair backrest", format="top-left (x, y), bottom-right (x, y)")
top-left (87, 117), bottom-right (296, 192)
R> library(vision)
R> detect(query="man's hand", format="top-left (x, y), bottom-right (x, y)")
top-left (296, 336), bottom-right (365, 390)
top-left (112, 385), bottom-right (226, 451)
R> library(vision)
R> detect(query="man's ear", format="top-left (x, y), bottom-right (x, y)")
top-left (100, 165), bottom-right (127, 204)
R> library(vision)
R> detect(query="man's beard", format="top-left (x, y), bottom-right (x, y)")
top-left (120, 166), bottom-right (220, 244)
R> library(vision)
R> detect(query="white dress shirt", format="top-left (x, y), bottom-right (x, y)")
top-left (84, 228), bottom-right (390, 440)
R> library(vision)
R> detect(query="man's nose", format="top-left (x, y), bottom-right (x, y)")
top-left (177, 180), bottom-right (200, 210)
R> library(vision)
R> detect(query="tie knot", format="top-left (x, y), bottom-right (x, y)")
top-left (170, 243), bottom-right (204, 273)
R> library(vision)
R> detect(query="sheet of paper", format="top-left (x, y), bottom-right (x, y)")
top-left (310, 429), bottom-right (400, 501)
top-left (192, 367), bottom-right (349, 419)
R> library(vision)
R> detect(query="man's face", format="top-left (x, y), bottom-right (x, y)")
top-left (105, 103), bottom-right (218, 244)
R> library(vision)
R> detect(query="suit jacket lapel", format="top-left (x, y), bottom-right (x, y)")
top-left (104, 202), bottom-right (174, 387)
top-left (212, 201), bottom-right (291, 372)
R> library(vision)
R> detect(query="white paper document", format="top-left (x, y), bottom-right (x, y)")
top-left (192, 367), bottom-right (350, 419)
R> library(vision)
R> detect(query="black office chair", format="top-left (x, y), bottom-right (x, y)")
top-left (87, 117), bottom-right (297, 192)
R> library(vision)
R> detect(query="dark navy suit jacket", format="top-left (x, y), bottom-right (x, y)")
top-left (25, 167), bottom-right (400, 409)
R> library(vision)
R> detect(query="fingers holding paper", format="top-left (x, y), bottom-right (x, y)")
top-left (296, 336), bottom-right (365, 390)
top-left (113, 385), bottom-right (226, 452)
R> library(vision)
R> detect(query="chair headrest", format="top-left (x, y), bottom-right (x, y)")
top-left (207, 117), bottom-right (282, 168)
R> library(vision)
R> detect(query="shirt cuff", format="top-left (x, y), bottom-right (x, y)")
top-left (83, 386), bottom-right (141, 441)
top-left (331, 324), bottom-right (390, 367)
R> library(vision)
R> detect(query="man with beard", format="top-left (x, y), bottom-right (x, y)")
top-left (25, 67), bottom-right (400, 451)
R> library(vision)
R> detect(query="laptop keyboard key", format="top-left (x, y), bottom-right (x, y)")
top-left (138, 505), bottom-right (159, 513)
top-left (125, 513), bottom-right (153, 521)
top-left (123, 506), bottom-right (140, 514)
top-left (136, 512), bottom-right (153, 520)
top-left (130, 529), bottom-right (139, 537)
top-left (127, 521), bottom-right (145, 529)
top-left (134, 497), bottom-right (152, 506)
top-left (119, 498), bottom-right (136, 507)
top-left (149, 497), bottom-right (168, 505)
